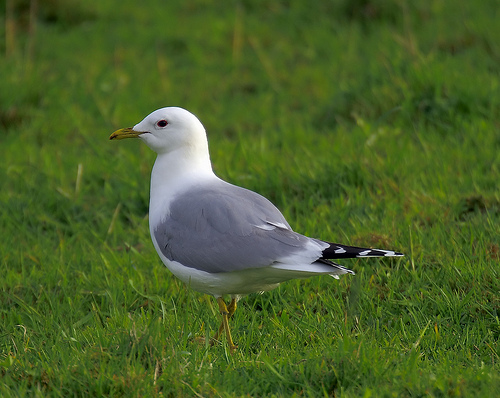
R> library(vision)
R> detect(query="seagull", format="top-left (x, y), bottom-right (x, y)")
top-left (110, 107), bottom-right (403, 351)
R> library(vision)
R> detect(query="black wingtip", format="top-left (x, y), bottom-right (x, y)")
top-left (322, 242), bottom-right (404, 260)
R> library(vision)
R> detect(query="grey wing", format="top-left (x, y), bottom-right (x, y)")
top-left (153, 181), bottom-right (316, 273)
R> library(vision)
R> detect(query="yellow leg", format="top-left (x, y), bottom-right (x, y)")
top-left (227, 297), bottom-right (237, 317)
top-left (212, 298), bottom-right (237, 342)
top-left (211, 297), bottom-right (238, 351)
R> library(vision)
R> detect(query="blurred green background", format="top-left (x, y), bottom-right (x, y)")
top-left (1, 0), bottom-right (499, 396)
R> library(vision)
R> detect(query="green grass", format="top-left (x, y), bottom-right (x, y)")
top-left (1, 0), bottom-right (499, 396)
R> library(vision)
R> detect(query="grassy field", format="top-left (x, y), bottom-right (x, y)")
top-left (1, 0), bottom-right (499, 396)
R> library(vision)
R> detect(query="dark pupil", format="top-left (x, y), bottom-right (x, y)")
top-left (158, 120), bottom-right (167, 127)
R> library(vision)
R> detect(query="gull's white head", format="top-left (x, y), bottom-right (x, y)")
top-left (110, 107), bottom-right (208, 156)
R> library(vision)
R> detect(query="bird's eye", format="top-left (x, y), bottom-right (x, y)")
top-left (156, 120), bottom-right (168, 128)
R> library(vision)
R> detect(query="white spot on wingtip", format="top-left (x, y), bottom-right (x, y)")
top-left (334, 247), bottom-right (346, 254)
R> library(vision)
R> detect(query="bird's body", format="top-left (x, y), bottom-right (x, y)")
top-left (151, 176), bottom-right (352, 296)
top-left (110, 107), bottom-right (403, 350)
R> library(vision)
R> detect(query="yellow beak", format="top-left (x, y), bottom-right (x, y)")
top-left (109, 127), bottom-right (143, 140)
